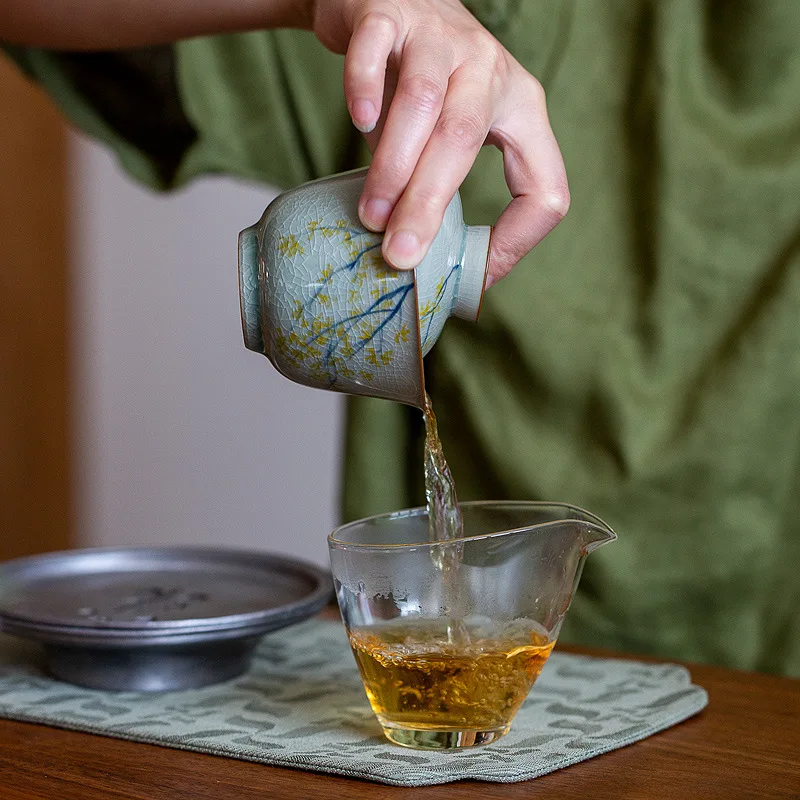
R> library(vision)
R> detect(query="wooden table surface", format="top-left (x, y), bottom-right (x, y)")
top-left (1, 623), bottom-right (798, 800)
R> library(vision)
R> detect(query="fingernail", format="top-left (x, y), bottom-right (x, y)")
top-left (384, 230), bottom-right (421, 269)
top-left (360, 198), bottom-right (392, 231)
top-left (351, 99), bottom-right (377, 133)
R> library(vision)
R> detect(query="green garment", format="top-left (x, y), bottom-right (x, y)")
top-left (6, 0), bottom-right (800, 675)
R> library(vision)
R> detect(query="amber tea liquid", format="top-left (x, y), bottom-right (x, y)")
top-left (349, 621), bottom-right (554, 737)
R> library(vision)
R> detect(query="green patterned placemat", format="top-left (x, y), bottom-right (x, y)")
top-left (0, 619), bottom-right (707, 786)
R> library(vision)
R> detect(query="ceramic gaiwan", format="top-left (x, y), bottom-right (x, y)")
top-left (238, 168), bottom-right (490, 406)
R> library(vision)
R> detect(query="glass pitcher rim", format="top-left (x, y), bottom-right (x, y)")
top-left (328, 500), bottom-right (616, 551)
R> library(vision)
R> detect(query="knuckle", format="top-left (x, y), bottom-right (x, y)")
top-left (527, 74), bottom-right (547, 106)
top-left (540, 185), bottom-right (571, 222)
top-left (407, 188), bottom-right (446, 219)
top-left (464, 25), bottom-right (494, 52)
top-left (459, 32), bottom-right (511, 95)
top-left (365, 157), bottom-right (410, 198)
top-left (399, 74), bottom-right (445, 116)
top-left (468, 29), bottom-right (508, 68)
top-left (490, 48), bottom-right (511, 87)
top-left (484, 34), bottom-right (507, 67)
top-left (437, 108), bottom-right (487, 150)
top-left (360, 10), bottom-right (397, 39)
top-left (343, 56), bottom-right (369, 84)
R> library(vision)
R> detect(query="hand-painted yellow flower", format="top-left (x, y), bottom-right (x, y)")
top-left (278, 234), bottom-right (305, 257)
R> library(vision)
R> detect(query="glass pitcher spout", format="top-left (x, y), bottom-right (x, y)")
top-left (577, 518), bottom-right (617, 553)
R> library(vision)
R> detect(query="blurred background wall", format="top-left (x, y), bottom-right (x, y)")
top-left (69, 134), bottom-right (343, 568)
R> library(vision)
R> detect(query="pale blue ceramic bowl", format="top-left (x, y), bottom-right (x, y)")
top-left (239, 168), bottom-right (490, 406)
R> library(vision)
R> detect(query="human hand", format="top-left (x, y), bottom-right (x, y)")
top-left (311, 0), bottom-right (569, 286)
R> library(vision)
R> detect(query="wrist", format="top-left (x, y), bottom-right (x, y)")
top-left (266, 0), bottom-right (317, 29)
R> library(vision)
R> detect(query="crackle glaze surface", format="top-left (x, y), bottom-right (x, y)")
top-left (239, 168), bottom-right (486, 406)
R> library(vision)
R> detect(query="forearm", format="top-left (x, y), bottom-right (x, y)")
top-left (0, 0), bottom-right (313, 49)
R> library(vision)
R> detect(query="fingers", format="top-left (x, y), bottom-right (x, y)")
top-left (344, 6), bottom-right (569, 284)
top-left (486, 77), bottom-right (569, 285)
top-left (383, 68), bottom-right (492, 269)
top-left (358, 33), bottom-right (453, 233)
top-left (361, 66), bottom-right (398, 153)
top-left (344, 12), bottom-right (398, 133)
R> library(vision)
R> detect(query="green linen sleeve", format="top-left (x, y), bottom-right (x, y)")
top-left (174, 31), bottom-right (366, 189)
top-left (3, 44), bottom-right (175, 189)
top-left (3, 31), bottom-right (366, 191)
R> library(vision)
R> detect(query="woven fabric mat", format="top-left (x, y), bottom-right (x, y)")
top-left (0, 619), bottom-right (707, 787)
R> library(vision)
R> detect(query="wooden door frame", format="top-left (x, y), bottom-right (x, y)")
top-left (0, 53), bottom-right (71, 558)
